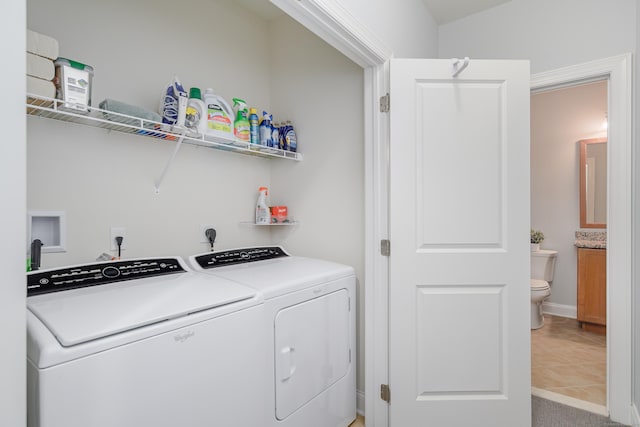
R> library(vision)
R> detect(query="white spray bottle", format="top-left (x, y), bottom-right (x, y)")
top-left (255, 187), bottom-right (271, 224)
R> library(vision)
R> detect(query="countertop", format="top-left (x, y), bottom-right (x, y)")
top-left (575, 230), bottom-right (607, 249)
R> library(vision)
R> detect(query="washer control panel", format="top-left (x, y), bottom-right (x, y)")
top-left (27, 258), bottom-right (185, 296)
top-left (193, 246), bottom-right (289, 269)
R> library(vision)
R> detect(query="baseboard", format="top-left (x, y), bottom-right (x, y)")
top-left (631, 402), bottom-right (640, 427)
top-left (531, 387), bottom-right (607, 417)
top-left (542, 302), bottom-right (577, 319)
top-left (357, 389), bottom-right (365, 416)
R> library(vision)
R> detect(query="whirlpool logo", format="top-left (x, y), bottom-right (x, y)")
top-left (174, 330), bottom-right (195, 343)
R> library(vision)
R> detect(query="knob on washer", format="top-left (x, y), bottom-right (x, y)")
top-left (102, 266), bottom-right (121, 278)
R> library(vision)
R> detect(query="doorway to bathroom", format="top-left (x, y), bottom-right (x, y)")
top-left (530, 78), bottom-right (608, 413)
top-left (528, 53), bottom-right (632, 426)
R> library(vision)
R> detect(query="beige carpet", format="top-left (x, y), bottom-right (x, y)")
top-left (532, 395), bottom-right (629, 427)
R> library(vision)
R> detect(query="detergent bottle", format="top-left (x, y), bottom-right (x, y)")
top-left (185, 87), bottom-right (207, 137)
top-left (271, 121), bottom-right (280, 150)
top-left (259, 110), bottom-right (272, 147)
top-left (283, 120), bottom-right (298, 152)
top-left (203, 88), bottom-right (233, 140)
top-left (248, 108), bottom-right (259, 145)
top-left (232, 98), bottom-right (250, 143)
top-left (255, 187), bottom-right (271, 224)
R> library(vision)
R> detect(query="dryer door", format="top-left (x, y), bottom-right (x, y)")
top-left (274, 289), bottom-right (351, 420)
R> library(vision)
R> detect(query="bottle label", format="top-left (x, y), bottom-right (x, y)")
top-left (286, 130), bottom-right (297, 152)
top-left (235, 123), bottom-right (250, 141)
top-left (249, 117), bottom-right (259, 144)
top-left (207, 104), bottom-right (232, 133)
top-left (259, 124), bottom-right (272, 147)
top-left (185, 105), bottom-right (201, 129)
top-left (256, 207), bottom-right (270, 224)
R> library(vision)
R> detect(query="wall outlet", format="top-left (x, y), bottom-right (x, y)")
top-left (199, 224), bottom-right (216, 244)
top-left (110, 227), bottom-right (127, 251)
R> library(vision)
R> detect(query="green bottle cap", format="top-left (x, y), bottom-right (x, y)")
top-left (189, 87), bottom-right (202, 100)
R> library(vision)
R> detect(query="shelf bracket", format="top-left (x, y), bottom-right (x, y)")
top-left (154, 129), bottom-right (186, 194)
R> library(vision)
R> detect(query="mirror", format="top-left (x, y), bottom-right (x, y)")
top-left (579, 138), bottom-right (607, 228)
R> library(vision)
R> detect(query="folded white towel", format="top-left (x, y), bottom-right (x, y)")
top-left (27, 52), bottom-right (54, 80)
top-left (27, 75), bottom-right (56, 99)
top-left (27, 29), bottom-right (59, 60)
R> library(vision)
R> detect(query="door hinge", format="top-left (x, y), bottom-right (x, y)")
top-left (381, 384), bottom-right (391, 403)
top-left (380, 239), bottom-right (390, 256)
top-left (380, 93), bottom-right (390, 112)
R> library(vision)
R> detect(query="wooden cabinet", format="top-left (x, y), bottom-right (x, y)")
top-left (577, 248), bottom-right (606, 334)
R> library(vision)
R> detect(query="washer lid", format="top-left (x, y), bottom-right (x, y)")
top-left (27, 270), bottom-right (257, 347)
top-left (192, 252), bottom-right (354, 299)
top-left (530, 279), bottom-right (550, 290)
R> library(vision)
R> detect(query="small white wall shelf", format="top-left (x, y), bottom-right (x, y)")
top-left (240, 221), bottom-right (299, 226)
top-left (26, 95), bottom-right (303, 162)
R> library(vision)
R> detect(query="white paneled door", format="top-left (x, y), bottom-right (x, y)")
top-left (389, 59), bottom-right (531, 427)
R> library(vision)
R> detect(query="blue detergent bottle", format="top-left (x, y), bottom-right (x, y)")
top-left (284, 120), bottom-right (297, 152)
top-left (259, 110), bottom-right (272, 147)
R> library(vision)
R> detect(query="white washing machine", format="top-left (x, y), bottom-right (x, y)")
top-left (189, 246), bottom-right (356, 427)
top-left (27, 256), bottom-right (268, 427)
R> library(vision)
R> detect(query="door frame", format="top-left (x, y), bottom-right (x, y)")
top-left (531, 54), bottom-right (633, 424)
top-left (270, 1), bottom-right (633, 425)
top-left (269, 1), bottom-right (391, 425)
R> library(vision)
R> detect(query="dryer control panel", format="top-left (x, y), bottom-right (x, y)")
top-left (27, 258), bottom-right (185, 296)
top-left (193, 246), bottom-right (289, 269)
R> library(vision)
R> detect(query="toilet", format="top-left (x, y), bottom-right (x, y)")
top-left (530, 249), bottom-right (558, 329)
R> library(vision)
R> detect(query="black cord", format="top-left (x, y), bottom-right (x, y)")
top-left (205, 228), bottom-right (216, 251)
top-left (115, 236), bottom-right (123, 259)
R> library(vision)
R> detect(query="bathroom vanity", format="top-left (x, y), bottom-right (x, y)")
top-left (575, 136), bottom-right (607, 336)
top-left (575, 232), bottom-right (607, 335)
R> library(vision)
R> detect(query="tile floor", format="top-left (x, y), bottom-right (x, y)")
top-left (531, 314), bottom-right (606, 406)
top-left (349, 415), bottom-right (365, 426)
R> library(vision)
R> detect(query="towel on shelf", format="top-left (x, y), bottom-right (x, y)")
top-left (27, 52), bottom-right (54, 80)
top-left (27, 75), bottom-right (56, 99)
top-left (27, 29), bottom-right (59, 60)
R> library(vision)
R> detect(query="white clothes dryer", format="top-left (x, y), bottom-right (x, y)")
top-left (189, 246), bottom-right (357, 427)
top-left (27, 257), bottom-right (268, 427)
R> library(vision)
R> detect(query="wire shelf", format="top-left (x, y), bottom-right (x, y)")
top-left (26, 94), bottom-right (303, 161)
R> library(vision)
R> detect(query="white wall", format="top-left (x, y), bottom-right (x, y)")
top-left (27, 0), bottom-right (278, 266)
top-left (438, 0), bottom-right (636, 74)
top-left (268, 14), bottom-right (365, 392)
top-left (0, 1), bottom-right (26, 426)
top-left (531, 81), bottom-right (607, 308)
top-left (338, 0), bottom-right (438, 58)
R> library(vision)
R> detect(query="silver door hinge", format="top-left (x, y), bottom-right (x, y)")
top-left (381, 384), bottom-right (391, 403)
top-left (381, 239), bottom-right (390, 256)
top-left (380, 93), bottom-right (390, 112)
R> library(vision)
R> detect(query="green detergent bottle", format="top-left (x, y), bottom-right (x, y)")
top-left (233, 98), bottom-right (250, 142)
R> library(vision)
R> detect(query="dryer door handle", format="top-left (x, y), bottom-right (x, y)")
top-left (279, 346), bottom-right (296, 382)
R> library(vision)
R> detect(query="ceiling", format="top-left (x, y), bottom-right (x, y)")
top-left (235, 0), bottom-right (512, 25)
top-left (422, 0), bottom-right (512, 24)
